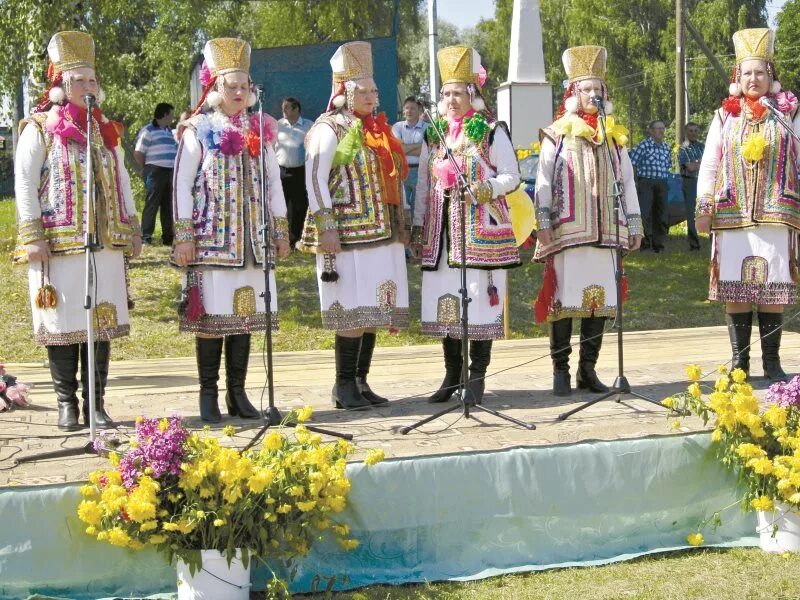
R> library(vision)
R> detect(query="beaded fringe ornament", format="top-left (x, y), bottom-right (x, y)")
top-left (179, 270), bottom-right (206, 322)
top-left (487, 271), bottom-right (499, 306)
top-left (35, 262), bottom-right (57, 309)
top-left (320, 253), bottom-right (339, 282)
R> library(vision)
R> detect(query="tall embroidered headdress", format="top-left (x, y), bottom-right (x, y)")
top-left (328, 41), bottom-right (374, 111)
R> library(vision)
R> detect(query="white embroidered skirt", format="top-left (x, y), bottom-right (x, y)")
top-left (711, 225), bottom-right (797, 305)
top-left (421, 245), bottom-right (507, 340)
top-left (548, 246), bottom-right (618, 322)
top-left (179, 266), bottom-right (278, 336)
top-left (27, 249), bottom-right (130, 346)
top-left (316, 242), bottom-right (409, 331)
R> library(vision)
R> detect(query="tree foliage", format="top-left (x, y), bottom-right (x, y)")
top-left (775, 0), bottom-right (800, 95)
top-left (479, 0), bottom-right (767, 142)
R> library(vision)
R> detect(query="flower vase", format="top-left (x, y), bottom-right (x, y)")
top-left (756, 502), bottom-right (800, 553)
top-left (176, 549), bottom-right (251, 599)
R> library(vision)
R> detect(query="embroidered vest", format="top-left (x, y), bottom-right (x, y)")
top-left (301, 112), bottom-right (400, 250)
top-left (420, 122), bottom-right (519, 270)
top-left (22, 112), bottom-right (136, 255)
top-left (534, 127), bottom-right (634, 261)
top-left (708, 109), bottom-right (800, 230)
top-left (184, 113), bottom-right (270, 268)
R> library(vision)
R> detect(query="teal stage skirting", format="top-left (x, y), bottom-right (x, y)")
top-left (0, 433), bottom-right (757, 599)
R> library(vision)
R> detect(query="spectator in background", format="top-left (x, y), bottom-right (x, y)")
top-left (630, 119), bottom-right (671, 252)
top-left (276, 97), bottom-right (313, 246)
top-left (135, 102), bottom-right (177, 245)
top-left (678, 121), bottom-right (704, 251)
top-left (392, 96), bottom-right (426, 219)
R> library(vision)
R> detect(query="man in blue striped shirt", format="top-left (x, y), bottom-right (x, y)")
top-left (135, 102), bottom-right (177, 245)
top-left (629, 120), bottom-right (671, 252)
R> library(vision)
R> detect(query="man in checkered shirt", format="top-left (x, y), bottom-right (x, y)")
top-left (629, 120), bottom-right (672, 252)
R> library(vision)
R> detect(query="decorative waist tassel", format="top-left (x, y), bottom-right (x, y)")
top-left (35, 262), bottom-right (57, 309)
top-left (487, 271), bottom-right (499, 306)
top-left (320, 253), bottom-right (339, 282)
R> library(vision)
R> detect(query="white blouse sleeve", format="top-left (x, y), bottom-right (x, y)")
top-left (487, 126), bottom-right (520, 197)
top-left (266, 144), bottom-right (287, 219)
top-left (413, 141), bottom-right (430, 227)
top-left (114, 145), bottom-right (138, 228)
top-left (620, 147), bottom-right (641, 216)
top-left (174, 129), bottom-right (202, 225)
top-left (533, 136), bottom-right (556, 229)
top-left (696, 112), bottom-right (724, 216)
top-left (14, 123), bottom-right (46, 227)
top-left (305, 123), bottom-right (338, 213)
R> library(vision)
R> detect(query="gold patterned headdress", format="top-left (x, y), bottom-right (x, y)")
top-left (562, 46), bottom-right (606, 83)
top-left (330, 41), bottom-right (373, 83)
top-left (732, 28), bottom-right (774, 64)
top-left (438, 46), bottom-right (481, 86)
top-left (203, 38), bottom-right (251, 77)
top-left (47, 31), bottom-right (95, 73)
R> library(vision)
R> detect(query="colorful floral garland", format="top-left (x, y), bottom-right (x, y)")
top-left (426, 113), bottom-right (491, 145)
top-left (194, 110), bottom-right (277, 157)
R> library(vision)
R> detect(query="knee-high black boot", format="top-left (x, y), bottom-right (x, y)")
top-left (197, 337), bottom-right (223, 422)
top-left (332, 335), bottom-right (371, 410)
top-left (428, 336), bottom-right (463, 403)
top-left (224, 334), bottom-right (259, 418)
top-left (759, 312), bottom-right (789, 382)
top-left (550, 318), bottom-right (573, 396)
top-left (726, 311), bottom-right (752, 376)
top-left (576, 317), bottom-right (609, 393)
top-left (469, 340), bottom-right (492, 405)
top-left (355, 332), bottom-right (388, 405)
top-left (80, 341), bottom-right (114, 428)
top-left (47, 344), bottom-right (81, 431)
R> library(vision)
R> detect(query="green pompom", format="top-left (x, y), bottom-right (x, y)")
top-left (333, 119), bottom-right (363, 166)
top-left (426, 118), bottom-right (448, 145)
top-left (464, 113), bottom-right (490, 143)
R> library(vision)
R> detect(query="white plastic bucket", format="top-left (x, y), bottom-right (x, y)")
top-left (756, 503), bottom-right (800, 553)
top-left (176, 549), bottom-right (251, 600)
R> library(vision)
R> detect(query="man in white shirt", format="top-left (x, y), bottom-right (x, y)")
top-left (276, 97), bottom-right (313, 246)
top-left (392, 96), bottom-right (426, 218)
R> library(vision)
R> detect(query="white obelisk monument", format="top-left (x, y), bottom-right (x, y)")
top-left (496, 0), bottom-right (553, 147)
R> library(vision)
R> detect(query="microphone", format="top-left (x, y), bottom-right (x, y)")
top-left (591, 96), bottom-right (604, 108)
top-left (758, 95), bottom-right (778, 112)
top-left (83, 94), bottom-right (96, 107)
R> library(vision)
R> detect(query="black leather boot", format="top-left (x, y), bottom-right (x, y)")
top-left (47, 344), bottom-right (81, 431)
top-left (726, 311), bottom-right (752, 376)
top-left (355, 332), bottom-right (388, 405)
top-left (759, 312), bottom-right (789, 382)
top-left (576, 317), bottom-right (609, 393)
top-left (332, 335), bottom-right (371, 410)
top-left (224, 334), bottom-right (259, 418)
top-left (80, 341), bottom-right (114, 429)
top-left (428, 336), bottom-right (463, 403)
top-left (469, 339), bottom-right (492, 405)
top-left (550, 318), bottom-right (573, 396)
top-left (196, 337), bottom-right (223, 422)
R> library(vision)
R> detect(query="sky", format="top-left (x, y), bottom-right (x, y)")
top-left (437, 0), bottom-right (787, 30)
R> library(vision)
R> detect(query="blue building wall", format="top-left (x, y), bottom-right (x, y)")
top-left (249, 36), bottom-right (399, 122)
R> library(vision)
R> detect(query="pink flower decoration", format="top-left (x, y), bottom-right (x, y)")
top-left (46, 104), bottom-right (87, 145)
top-left (776, 90), bottom-right (798, 113)
top-left (250, 112), bottom-right (278, 145)
top-left (199, 61), bottom-right (212, 88)
top-left (433, 156), bottom-right (464, 189)
top-left (219, 128), bottom-right (244, 155)
top-left (478, 65), bottom-right (488, 88)
top-left (0, 380), bottom-right (6, 394)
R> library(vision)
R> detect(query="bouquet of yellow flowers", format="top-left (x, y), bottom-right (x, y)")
top-left (665, 367), bottom-right (800, 534)
top-left (77, 409), bottom-right (377, 581)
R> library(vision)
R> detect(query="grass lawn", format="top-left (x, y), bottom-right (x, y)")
top-left (2, 197), bottom-right (785, 362)
top-left (298, 547), bottom-right (800, 599)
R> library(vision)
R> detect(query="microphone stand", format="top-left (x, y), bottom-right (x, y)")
top-left (244, 88), bottom-right (351, 450)
top-left (17, 95), bottom-right (104, 464)
top-left (400, 107), bottom-right (536, 434)
top-left (558, 97), bottom-right (673, 421)
top-left (760, 97), bottom-right (800, 144)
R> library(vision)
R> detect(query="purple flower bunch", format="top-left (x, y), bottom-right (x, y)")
top-left (765, 375), bottom-right (800, 408)
top-left (219, 128), bottom-right (244, 156)
top-left (118, 417), bottom-right (189, 490)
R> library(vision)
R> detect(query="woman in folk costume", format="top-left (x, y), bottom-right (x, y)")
top-left (299, 41), bottom-right (409, 410)
top-left (412, 46), bottom-right (521, 405)
top-left (172, 38), bottom-right (289, 422)
top-left (15, 31), bottom-right (142, 431)
top-left (696, 28), bottom-right (800, 382)
top-left (533, 46), bottom-right (642, 397)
